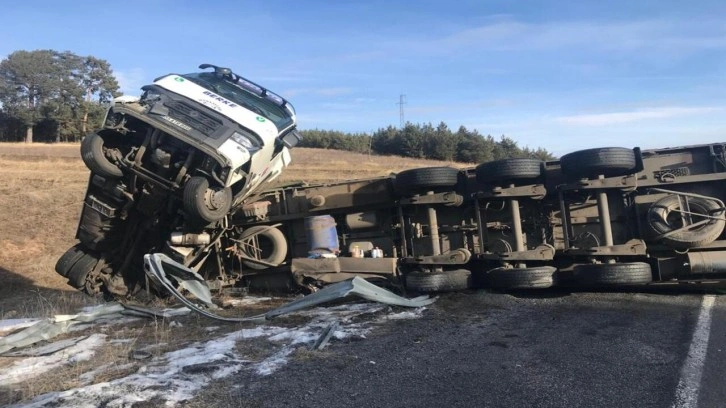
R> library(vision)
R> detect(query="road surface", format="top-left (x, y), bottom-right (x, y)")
top-left (191, 287), bottom-right (726, 408)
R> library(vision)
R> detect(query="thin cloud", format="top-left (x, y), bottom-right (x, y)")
top-left (555, 106), bottom-right (724, 126)
top-left (114, 68), bottom-right (146, 96)
top-left (282, 87), bottom-right (353, 98)
top-left (407, 99), bottom-right (514, 115)
top-left (410, 18), bottom-right (726, 55)
top-left (317, 87), bottom-right (353, 97)
top-left (254, 75), bottom-right (309, 82)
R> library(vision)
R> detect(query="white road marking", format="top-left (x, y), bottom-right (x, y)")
top-left (672, 295), bottom-right (716, 408)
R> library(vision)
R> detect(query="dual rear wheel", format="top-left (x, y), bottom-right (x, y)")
top-left (55, 245), bottom-right (103, 294)
top-left (478, 262), bottom-right (652, 290)
top-left (394, 167), bottom-right (460, 195)
top-left (404, 269), bottom-right (472, 293)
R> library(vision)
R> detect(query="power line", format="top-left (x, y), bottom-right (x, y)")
top-left (397, 94), bottom-right (406, 128)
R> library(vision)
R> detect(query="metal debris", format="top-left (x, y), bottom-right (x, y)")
top-left (311, 321), bottom-right (339, 350)
top-left (2, 336), bottom-right (88, 357)
top-left (144, 253), bottom-right (435, 322)
top-left (263, 276), bottom-right (435, 319)
top-left (128, 349), bottom-right (153, 360)
top-left (0, 303), bottom-right (124, 355)
top-left (144, 253), bottom-right (265, 322)
top-left (0, 255), bottom-right (435, 356)
top-left (122, 304), bottom-right (191, 319)
top-left (144, 254), bottom-right (216, 308)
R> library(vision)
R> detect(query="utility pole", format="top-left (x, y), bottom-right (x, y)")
top-left (398, 94), bottom-right (406, 128)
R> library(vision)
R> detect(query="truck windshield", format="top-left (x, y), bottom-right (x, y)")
top-left (181, 72), bottom-right (295, 132)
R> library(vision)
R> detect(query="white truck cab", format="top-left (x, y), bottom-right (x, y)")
top-left (85, 64), bottom-right (302, 224)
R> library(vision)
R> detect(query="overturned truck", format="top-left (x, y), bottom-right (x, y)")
top-left (55, 68), bottom-right (726, 295)
top-left (216, 143), bottom-right (726, 292)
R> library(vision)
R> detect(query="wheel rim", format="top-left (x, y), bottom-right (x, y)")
top-left (653, 201), bottom-right (711, 232)
top-left (205, 188), bottom-right (228, 210)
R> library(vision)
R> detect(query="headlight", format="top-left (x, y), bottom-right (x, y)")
top-left (142, 91), bottom-right (162, 102)
top-left (230, 132), bottom-right (260, 153)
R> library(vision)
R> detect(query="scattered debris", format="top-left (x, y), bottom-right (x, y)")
top-left (262, 274), bottom-right (435, 318)
top-left (127, 350), bottom-right (152, 361)
top-left (121, 305), bottom-right (191, 319)
top-left (0, 303), bottom-right (124, 355)
top-left (144, 253), bottom-right (436, 322)
top-left (0, 334), bottom-right (106, 386)
top-left (3, 299), bottom-right (427, 407)
top-left (2, 336), bottom-right (88, 357)
top-left (1, 253), bottom-right (436, 406)
top-left (311, 321), bottom-right (339, 350)
top-left (221, 296), bottom-right (273, 308)
top-left (0, 319), bottom-right (40, 336)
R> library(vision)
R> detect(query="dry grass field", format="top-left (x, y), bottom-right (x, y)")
top-left (0, 143), bottom-right (465, 315)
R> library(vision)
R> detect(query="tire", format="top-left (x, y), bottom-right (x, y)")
top-left (67, 252), bottom-right (100, 289)
top-left (573, 262), bottom-right (652, 286)
top-left (486, 266), bottom-right (556, 289)
top-left (240, 226), bottom-right (288, 270)
top-left (394, 167), bottom-right (460, 195)
top-left (560, 147), bottom-right (636, 179)
top-left (405, 269), bottom-right (471, 293)
top-left (55, 245), bottom-right (86, 278)
top-left (648, 195), bottom-right (726, 249)
top-left (183, 176), bottom-right (233, 223)
top-left (81, 133), bottom-right (123, 178)
top-left (476, 158), bottom-right (543, 184)
top-left (77, 196), bottom-right (123, 251)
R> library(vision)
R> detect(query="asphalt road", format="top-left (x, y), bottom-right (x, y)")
top-left (195, 288), bottom-right (726, 408)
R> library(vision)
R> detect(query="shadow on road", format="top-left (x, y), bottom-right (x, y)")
top-left (0, 265), bottom-right (94, 318)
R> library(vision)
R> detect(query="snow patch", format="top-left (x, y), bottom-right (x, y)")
top-left (13, 302), bottom-right (427, 407)
top-left (0, 334), bottom-right (106, 385)
top-left (384, 307), bottom-right (427, 320)
top-left (78, 362), bottom-right (135, 385)
top-left (0, 318), bottom-right (40, 336)
top-left (224, 296), bottom-right (273, 306)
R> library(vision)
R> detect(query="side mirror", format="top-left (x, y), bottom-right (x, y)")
top-left (280, 130), bottom-right (302, 149)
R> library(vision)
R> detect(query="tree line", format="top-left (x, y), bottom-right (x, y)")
top-left (299, 123), bottom-right (555, 163)
top-left (0, 50), bottom-right (119, 143)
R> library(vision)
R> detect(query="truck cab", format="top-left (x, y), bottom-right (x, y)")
top-left (63, 64), bottom-right (302, 295)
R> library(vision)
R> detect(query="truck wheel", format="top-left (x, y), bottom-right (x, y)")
top-left (67, 252), bottom-right (100, 289)
top-left (405, 269), bottom-right (471, 293)
top-left (486, 266), bottom-right (556, 289)
top-left (648, 195), bottom-right (726, 249)
top-left (573, 262), bottom-right (652, 286)
top-left (183, 177), bottom-right (233, 223)
top-left (476, 158), bottom-right (543, 184)
top-left (55, 245), bottom-right (86, 278)
top-left (560, 147), bottom-right (636, 178)
top-left (81, 133), bottom-right (123, 178)
top-left (240, 225), bottom-right (288, 270)
top-left (394, 167), bottom-right (460, 195)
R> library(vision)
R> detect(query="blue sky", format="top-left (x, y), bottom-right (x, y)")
top-left (2, 0), bottom-right (725, 155)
